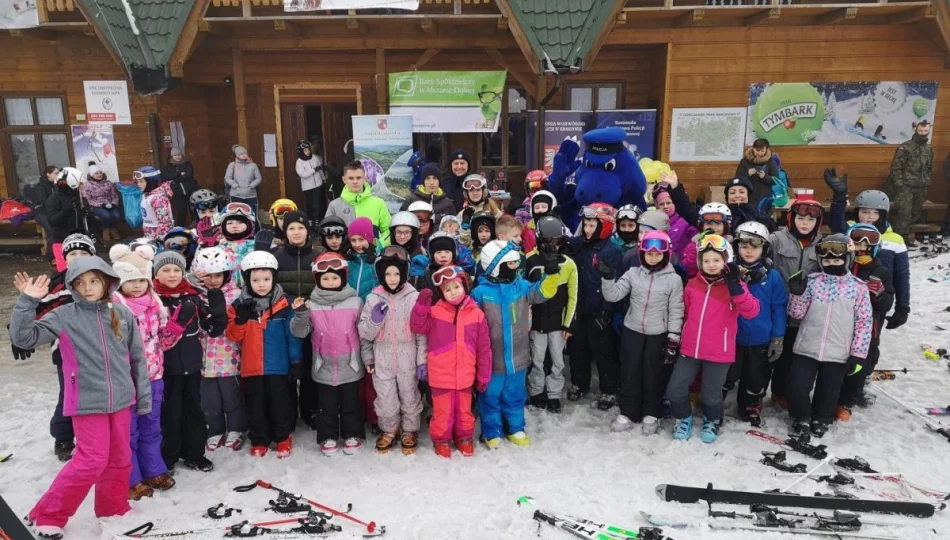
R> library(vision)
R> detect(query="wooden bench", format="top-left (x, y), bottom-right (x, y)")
top-left (0, 219), bottom-right (47, 256)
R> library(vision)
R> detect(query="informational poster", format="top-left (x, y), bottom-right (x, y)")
top-left (83, 80), bottom-right (132, 125)
top-left (595, 109), bottom-right (657, 161)
top-left (526, 109), bottom-right (658, 172)
top-left (71, 124), bottom-right (119, 182)
top-left (284, 0), bottom-right (418, 11)
top-left (389, 71), bottom-right (507, 133)
top-left (747, 81), bottom-right (938, 146)
top-left (670, 107), bottom-right (747, 162)
top-left (0, 0), bottom-right (38, 29)
top-left (352, 115), bottom-right (414, 214)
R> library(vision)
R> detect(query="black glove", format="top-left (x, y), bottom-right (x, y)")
top-left (541, 246), bottom-right (560, 275)
top-left (846, 355), bottom-right (864, 377)
top-left (12, 344), bottom-right (33, 361)
top-left (885, 310), bottom-right (908, 330)
top-left (175, 301), bottom-right (197, 326)
top-left (234, 299), bottom-right (258, 325)
top-left (787, 272), bottom-right (808, 296)
top-left (289, 362), bottom-right (302, 381)
top-left (665, 334), bottom-right (680, 365)
top-left (823, 168), bottom-right (848, 196)
top-left (593, 310), bottom-right (612, 331)
top-left (597, 259), bottom-right (613, 280)
top-left (722, 262), bottom-right (744, 297)
top-left (254, 229), bottom-right (276, 252)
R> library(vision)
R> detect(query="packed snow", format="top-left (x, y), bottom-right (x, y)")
top-left (1, 252), bottom-right (949, 540)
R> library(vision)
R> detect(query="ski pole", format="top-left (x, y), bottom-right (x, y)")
top-left (775, 471), bottom-right (902, 478)
top-left (872, 383), bottom-right (950, 444)
top-left (116, 516), bottom-right (306, 539)
top-left (780, 455), bottom-right (833, 493)
top-left (873, 368), bottom-right (908, 374)
top-left (234, 480), bottom-right (380, 533)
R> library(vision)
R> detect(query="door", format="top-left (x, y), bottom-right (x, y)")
top-left (280, 104), bottom-right (307, 208)
top-left (321, 103), bottom-right (357, 200)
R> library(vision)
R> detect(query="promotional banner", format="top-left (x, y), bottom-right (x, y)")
top-left (71, 124), bottom-right (119, 182)
top-left (1, 0), bottom-right (38, 29)
top-left (526, 109), bottom-right (658, 172)
top-left (352, 115), bottom-right (414, 214)
top-left (670, 107), bottom-right (748, 162)
top-left (284, 0), bottom-right (418, 11)
top-left (747, 81), bottom-right (938, 146)
top-left (83, 81), bottom-right (132, 125)
top-left (595, 109), bottom-right (657, 161)
top-left (389, 71), bottom-right (507, 133)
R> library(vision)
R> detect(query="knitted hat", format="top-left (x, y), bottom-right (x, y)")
top-left (655, 191), bottom-right (671, 204)
top-left (232, 144), bottom-right (248, 157)
top-left (347, 217), bottom-right (375, 242)
top-left (725, 176), bottom-right (754, 196)
top-left (420, 163), bottom-right (441, 182)
top-left (152, 250), bottom-right (187, 277)
top-left (170, 147), bottom-right (183, 156)
top-left (88, 164), bottom-right (102, 176)
top-left (110, 243), bottom-right (155, 286)
top-left (428, 232), bottom-right (457, 258)
top-left (62, 233), bottom-right (96, 257)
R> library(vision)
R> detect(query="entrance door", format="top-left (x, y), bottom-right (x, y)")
top-left (321, 104), bottom-right (357, 200)
top-left (280, 104), bottom-right (308, 207)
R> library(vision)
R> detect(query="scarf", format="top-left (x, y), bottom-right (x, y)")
top-left (120, 291), bottom-right (160, 317)
top-left (153, 278), bottom-right (197, 297)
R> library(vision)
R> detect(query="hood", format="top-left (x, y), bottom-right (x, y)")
top-left (341, 182), bottom-right (373, 205)
top-left (66, 256), bottom-right (120, 305)
top-left (415, 186), bottom-right (446, 200)
top-left (308, 284), bottom-right (357, 306)
top-left (743, 147), bottom-right (772, 166)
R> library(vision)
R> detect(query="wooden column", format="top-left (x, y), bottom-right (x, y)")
top-left (233, 45), bottom-right (248, 148)
top-left (375, 48), bottom-right (387, 114)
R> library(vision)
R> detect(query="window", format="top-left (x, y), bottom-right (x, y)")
top-left (565, 82), bottom-right (623, 111)
top-left (479, 87), bottom-right (530, 169)
top-left (0, 95), bottom-right (71, 197)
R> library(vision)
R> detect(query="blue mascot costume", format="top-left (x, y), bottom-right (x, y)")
top-left (408, 151), bottom-right (428, 192)
top-left (548, 127), bottom-right (648, 232)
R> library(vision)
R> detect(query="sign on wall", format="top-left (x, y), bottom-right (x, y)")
top-left (389, 71), bottom-right (507, 133)
top-left (669, 107), bottom-right (748, 162)
top-left (83, 81), bottom-right (132, 125)
top-left (71, 124), bottom-right (119, 182)
top-left (747, 81), bottom-right (938, 146)
top-left (352, 115), bottom-right (414, 214)
top-left (0, 0), bottom-right (38, 29)
top-left (284, 0), bottom-right (418, 11)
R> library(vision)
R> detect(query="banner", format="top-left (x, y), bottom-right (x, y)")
top-left (352, 115), bottom-right (414, 214)
top-left (747, 81), bottom-right (938, 146)
top-left (526, 109), bottom-right (658, 172)
top-left (389, 71), bottom-right (507, 133)
top-left (284, 0), bottom-right (418, 11)
top-left (71, 124), bottom-right (119, 182)
top-left (595, 109), bottom-right (657, 161)
top-left (1, 0), bottom-right (38, 29)
top-left (670, 108), bottom-right (747, 162)
top-left (83, 81), bottom-right (132, 125)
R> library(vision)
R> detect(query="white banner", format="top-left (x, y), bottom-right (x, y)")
top-left (284, 0), bottom-right (418, 11)
top-left (83, 80), bottom-right (132, 125)
top-left (0, 0), bottom-right (38, 29)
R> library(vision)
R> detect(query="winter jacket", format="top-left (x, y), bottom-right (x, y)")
top-left (851, 258), bottom-right (894, 341)
top-left (442, 149), bottom-right (471, 211)
top-left (158, 288), bottom-right (227, 376)
top-left (325, 183), bottom-right (392, 245)
top-left (736, 147), bottom-right (780, 206)
top-left (358, 284), bottom-right (427, 379)
top-left (290, 285), bottom-right (372, 386)
top-left (220, 238), bottom-right (255, 288)
top-left (162, 160), bottom-right (198, 199)
top-left (668, 212), bottom-right (698, 261)
top-left (602, 264), bottom-right (684, 337)
top-left (525, 250), bottom-right (578, 333)
top-left (458, 201), bottom-right (503, 248)
top-left (273, 242), bottom-right (318, 299)
top-left (224, 159), bottom-right (262, 199)
top-left (81, 177), bottom-right (119, 209)
top-left (567, 236), bottom-right (623, 315)
top-left (409, 295), bottom-right (492, 391)
top-left (46, 186), bottom-right (85, 242)
top-left (10, 257), bottom-right (151, 416)
top-left (24, 178), bottom-right (53, 214)
top-left (113, 289), bottom-right (168, 381)
top-left (295, 155), bottom-right (326, 191)
top-left (347, 251), bottom-right (379, 301)
top-left (680, 274), bottom-right (760, 363)
top-left (889, 134), bottom-right (933, 188)
top-left (200, 282), bottom-right (242, 377)
top-left (736, 264), bottom-right (788, 347)
top-left (769, 228), bottom-right (822, 285)
top-left (729, 203), bottom-right (777, 234)
top-left (141, 183), bottom-right (174, 241)
top-left (471, 275), bottom-right (560, 374)
top-left (788, 272), bottom-right (873, 363)
top-left (401, 187), bottom-right (457, 226)
top-left (226, 287), bottom-right (302, 377)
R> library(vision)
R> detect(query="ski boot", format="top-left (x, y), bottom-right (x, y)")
top-left (434, 442), bottom-right (452, 458)
top-left (566, 385), bottom-right (587, 402)
top-left (506, 431), bottom-right (530, 447)
top-left (789, 420), bottom-right (810, 439)
top-left (456, 438), bottom-right (475, 457)
top-left (546, 398), bottom-right (562, 414)
top-left (206, 435), bottom-right (223, 452)
top-left (400, 432), bottom-right (418, 455)
top-left (672, 415), bottom-right (693, 441)
top-left (810, 420), bottom-right (830, 438)
top-left (129, 482), bottom-right (154, 501)
top-left (320, 439), bottom-right (338, 456)
top-left (375, 432), bottom-right (398, 454)
top-left (481, 435), bottom-right (502, 450)
top-left (182, 456), bottom-right (214, 472)
top-left (53, 440), bottom-right (74, 462)
top-left (224, 431), bottom-right (244, 451)
top-left (836, 406), bottom-right (852, 422)
top-left (611, 414), bottom-right (634, 432)
top-left (342, 438), bottom-right (362, 455)
top-left (528, 394), bottom-right (548, 409)
top-left (854, 392), bottom-right (876, 409)
top-left (276, 437), bottom-right (292, 459)
top-left (33, 525), bottom-right (64, 540)
top-left (700, 416), bottom-right (721, 444)
top-left (740, 402), bottom-right (763, 427)
top-left (143, 473), bottom-right (175, 491)
top-left (596, 393), bottom-right (617, 410)
top-left (642, 415), bottom-right (659, 436)
top-left (250, 446), bottom-right (267, 457)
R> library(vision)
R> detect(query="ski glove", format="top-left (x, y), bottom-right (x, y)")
top-left (370, 302), bottom-right (389, 325)
top-left (254, 229), bottom-right (276, 252)
top-left (234, 299), bottom-right (258, 325)
top-left (823, 168), bottom-right (849, 196)
top-left (665, 334), bottom-right (681, 365)
top-left (174, 301), bottom-right (197, 326)
top-left (885, 310), bottom-right (908, 330)
top-left (594, 310), bottom-right (613, 332)
top-left (540, 244), bottom-right (560, 275)
top-left (722, 262), bottom-right (744, 297)
top-left (865, 276), bottom-right (885, 296)
top-left (767, 337), bottom-right (784, 363)
top-left (196, 216), bottom-right (220, 247)
top-left (787, 272), bottom-right (808, 297)
top-left (416, 364), bottom-right (428, 382)
top-left (476, 380), bottom-right (488, 393)
top-left (846, 356), bottom-right (865, 377)
top-left (11, 344), bottom-right (33, 361)
top-left (597, 259), bottom-right (613, 280)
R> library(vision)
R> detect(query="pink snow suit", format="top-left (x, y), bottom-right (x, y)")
top-left (679, 274), bottom-right (760, 363)
top-left (141, 182), bottom-right (174, 241)
top-left (201, 282), bottom-right (242, 377)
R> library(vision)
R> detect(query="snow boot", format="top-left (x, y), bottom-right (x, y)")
top-left (250, 445), bottom-right (267, 457)
top-left (566, 385), bottom-right (587, 402)
top-left (546, 398), bottom-right (562, 414)
top-left (456, 438), bottom-right (475, 457)
top-left (611, 414), bottom-right (635, 432)
top-left (672, 416), bottom-right (693, 441)
top-left (129, 482), bottom-right (154, 501)
top-left (182, 456), bottom-right (214, 472)
top-left (772, 394), bottom-right (788, 409)
top-left (596, 394), bottom-right (617, 410)
top-left (342, 438), bottom-right (362, 455)
top-left (224, 431), bottom-right (244, 450)
top-left (33, 525), bottom-right (64, 540)
top-left (855, 392), bottom-right (876, 409)
top-left (206, 435), bottom-right (223, 452)
top-left (789, 420), bottom-right (810, 439)
top-left (53, 440), bottom-right (74, 462)
top-left (320, 439), bottom-right (338, 456)
top-left (434, 442), bottom-right (452, 458)
top-left (400, 432), bottom-right (418, 455)
top-left (276, 438), bottom-right (292, 459)
top-left (641, 415), bottom-right (659, 436)
top-left (836, 406), bottom-right (852, 422)
top-left (700, 416), bottom-right (721, 444)
top-left (375, 432), bottom-right (397, 454)
top-left (810, 420), bottom-right (829, 438)
top-left (528, 394), bottom-right (548, 409)
top-left (506, 431), bottom-right (530, 446)
top-left (481, 435), bottom-right (502, 450)
top-left (143, 473), bottom-right (175, 491)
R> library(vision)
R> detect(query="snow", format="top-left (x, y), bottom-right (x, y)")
top-left (2, 253), bottom-right (950, 540)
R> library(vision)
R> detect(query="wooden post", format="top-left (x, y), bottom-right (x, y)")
top-left (659, 43), bottom-right (673, 162)
top-left (274, 85), bottom-right (285, 200)
top-left (233, 46), bottom-right (248, 148)
top-left (376, 48), bottom-right (387, 114)
top-left (37, 0), bottom-right (49, 24)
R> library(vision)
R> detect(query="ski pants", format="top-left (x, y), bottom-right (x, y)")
top-left (374, 370), bottom-right (423, 435)
top-left (890, 186), bottom-right (928, 235)
top-left (769, 325), bottom-right (798, 399)
top-left (50, 355), bottom-right (74, 444)
top-left (477, 370), bottom-right (527, 440)
top-left (360, 375), bottom-right (378, 426)
top-left (129, 380), bottom-right (167, 487)
top-left (527, 330), bottom-right (566, 399)
top-left (429, 387), bottom-right (475, 444)
top-left (161, 372), bottom-right (207, 467)
top-left (201, 376), bottom-right (247, 437)
top-left (618, 329), bottom-right (668, 422)
top-left (724, 344), bottom-right (772, 411)
top-left (314, 380), bottom-right (363, 443)
top-left (667, 355), bottom-right (731, 422)
top-left (29, 409), bottom-right (132, 528)
top-left (303, 186), bottom-right (326, 226)
top-left (787, 354), bottom-right (848, 425)
top-left (839, 337), bottom-right (880, 408)
top-left (296, 339), bottom-right (319, 422)
top-left (171, 194), bottom-right (191, 228)
top-left (568, 316), bottom-right (619, 395)
top-left (244, 375), bottom-right (295, 448)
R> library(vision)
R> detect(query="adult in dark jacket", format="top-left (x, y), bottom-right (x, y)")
top-left (442, 148), bottom-right (472, 213)
top-left (886, 121), bottom-right (934, 235)
top-left (724, 177), bottom-right (777, 233)
top-left (45, 168), bottom-right (87, 243)
top-left (162, 148), bottom-right (199, 226)
top-left (736, 138), bottom-right (780, 207)
top-left (25, 167), bottom-right (59, 257)
top-left (401, 163), bottom-right (457, 225)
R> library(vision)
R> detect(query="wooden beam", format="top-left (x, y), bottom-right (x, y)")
top-left (495, 0), bottom-right (541, 75)
top-left (421, 18), bottom-right (436, 35)
top-left (676, 9), bottom-right (704, 27)
top-left (37, 0), bottom-right (49, 24)
top-left (376, 48), bottom-right (387, 114)
top-left (238, 35), bottom-right (516, 51)
top-left (233, 46), bottom-right (248, 148)
top-left (659, 42), bottom-right (673, 162)
top-left (241, 0), bottom-right (251, 18)
top-left (745, 7), bottom-right (780, 26)
top-left (816, 7), bottom-right (857, 25)
top-left (496, 17), bottom-right (508, 33)
top-left (581, 0), bottom-right (628, 70)
top-left (168, 0), bottom-right (211, 78)
top-left (931, 0), bottom-right (950, 57)
top-left (484, 48), bottom-right (537, 100)
top-left (274, 85), bottom-right (285, 200)
top-left (412, 48), bottom-right (441, 70)
top-left (891, 5), bottom-right (932, 25)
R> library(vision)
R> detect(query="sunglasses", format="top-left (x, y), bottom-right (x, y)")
top-left (194, 201), bottom-right (217, 211)
top-left (849, 228), bottom-right (881, 246)
top-left (379, 246), bottom-right (410, 262)
top-left (698, 234), bottom-right (729, 252)
top-left (736, 233), bottom-right (766, 248)
top-left (816, 241), bottom-right (849, 258)
top-left (463, 178), bottom-right (486, 190)
top-left (271, 204), bottom-right (296, 218)
top-left (640, 237), bottom-right (670, 253)
top-left (791, 204), bottom-right (823, 219)
top-left (313, 257), bottom-right (347, 273)
top-left (432, 265), bottom-right (464, 287)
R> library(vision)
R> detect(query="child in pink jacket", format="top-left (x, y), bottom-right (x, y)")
top-left (666, 234), bottom-right (759, 444)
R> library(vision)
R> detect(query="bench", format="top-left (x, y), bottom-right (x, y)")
top-left (0, 219), bottom-right (47, 256)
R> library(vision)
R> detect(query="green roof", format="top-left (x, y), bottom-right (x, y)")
top-left (504, 0), bottom-right (619, 72)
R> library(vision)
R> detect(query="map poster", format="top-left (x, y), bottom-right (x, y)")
top-left (669, 107), bottom-right (747, 162)
top-left (352, 115), bottom-right (414, 214)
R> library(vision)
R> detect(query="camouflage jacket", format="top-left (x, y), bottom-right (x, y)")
top-left (890, 135), bottom-right (933, 188)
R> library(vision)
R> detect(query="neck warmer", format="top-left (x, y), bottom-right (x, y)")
top-left (855, 254), bottom-right (873, 266)
top-left (308, 285), bottom-right (356, 306)
top-left (913, 133), bottom-right (929, 145)
top-left (821, 260), bottom-right (847, 276)
top-left (153, 278), bottom-right (197, 297)
top-left (618, 230), bottom-right (638, 244)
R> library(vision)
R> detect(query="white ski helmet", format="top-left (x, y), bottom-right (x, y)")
top-left (479, 239), bottom-right (521, 278)
top-left (699, 202), bottom-right (732, 222)
top-left (390, 211), bottom-right (421, 230)
top-left (58, 167), bottom-right (83, 189)
top-left (241, 250), bottom-right (278, 272)
top-left (192, 246), bottom-right (236, 275)
top-left (407, 201), bottom-right (434, 216)
top-left (733, 221), bottom-right (770, 242)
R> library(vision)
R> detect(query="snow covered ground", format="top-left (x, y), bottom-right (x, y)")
top-left (2, 252), bottom-right (950, 540)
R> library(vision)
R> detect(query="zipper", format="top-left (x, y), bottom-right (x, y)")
top-left (694, 282), bottom-right (712, 356)
top-left (723, 328), bottom-right (728, 353)
top-left (641, 274), bottom-right (654, 334)
top-left (817, 296), bottom-right (833, 362)
top-left (296, 253), bottom-right (301, 297)
top-left (97, 308), bottom-right (114, 413)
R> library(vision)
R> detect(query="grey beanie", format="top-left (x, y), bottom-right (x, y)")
top-left (232, 144), bottom-right (247, 157)
top-left (170, 146), bottom-right (183, 156)
top-left (152, 250), bottom-right (187, 277)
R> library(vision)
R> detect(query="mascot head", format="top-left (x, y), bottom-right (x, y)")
top-left (574, 127), bottom-right (647, 210)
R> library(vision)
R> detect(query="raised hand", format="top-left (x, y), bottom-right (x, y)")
top-left (292, 297), bottom-right (307, 311)
top-left (13, 272), bottom-right (32, 294)
top-left (17, 274), bottom-right (49, 299)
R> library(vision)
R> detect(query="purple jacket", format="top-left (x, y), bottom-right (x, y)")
top-left (81, 178), bottom-right (119, 208)
top-left (668, 212), bottom-right (697, 261)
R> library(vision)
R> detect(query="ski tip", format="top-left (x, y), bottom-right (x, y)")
top-left (516, 496), bottom-right (536, 507)
top-left (655, 485), bottom-right (667, 500)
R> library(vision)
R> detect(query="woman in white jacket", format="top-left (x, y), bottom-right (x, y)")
top-left (296, 140), bottom-right (327, 228)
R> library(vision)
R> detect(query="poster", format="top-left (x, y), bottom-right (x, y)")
top-left (747, 81), bottom-right (938, 146)
top-left (669, 107), bottom-right (747, 162)
top-left (83, 80), bottom-right (132, 125)
top-left (526, 109), bottom-right (658, 172)
top-left (0, 0), bottom-right (38, 29)
top-left (595, 109), bottom-right (657, 161)
top-left (71, 124), bottom-right (119, 182)
top-left (284, 0), bottom-right (417, 11)
top-left (389, 71), bottom-right (507, 133)
top-left (352, 115), bottom-right (414, 214)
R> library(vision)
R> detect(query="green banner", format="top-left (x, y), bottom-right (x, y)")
top-left (389, 71), bottom-right (507, 133)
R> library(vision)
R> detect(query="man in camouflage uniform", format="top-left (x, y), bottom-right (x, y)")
top-left (886, 120), bottom-right (933, 235)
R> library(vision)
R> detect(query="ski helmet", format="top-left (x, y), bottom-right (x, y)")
top-left (787, 199), bottom-right (824, 239)
top-left (638, 230), bottom-right (672, 271)
top-left (220, 202), bottom-right (256, 240)
top-left (638, 208), bottom-right (670, 233)
top-left (816, 233), bottom-right (852, 276)
top-left (57, 167), bottom-right (83, 190)
top-left (431, 265), bottom-right (470, 304)
top-left (697, 233), bottom-right (733, 265)
top-left (241, 250), bottom-right (279, 292)
top-left (374, 245), bottom-right (410, 294)
top-left (311, 252), bottom-right (348, 290)
top-left (525, 170), bottom-right (549, 197)
top-left (480, 239), bottom-right (522, 282)
top-left (580, 203), bottom-right (616, 241)
top-left (470, 211), bottom-right (497, 249)
top-left (269, 198), bottom-right (298, 223)
top-left (163, 227), bottom-right (196, 256)
top-left (530, 190), bottom-right (558, 221)
top-left (536, 216), bottom-right (566, 242)
top-left (407, 201), bottom-right (434, 225)
top-left (462, 174), bottom-right (488, 203)
top-left (427, 232), bottom-right (458, 261)
top-left (853, 190), bottom-right (890, 233)
top-left (734, 220), bottom-right (771, 264)
top-left (847, 223), bottom-right (882, 259)
top-left (699, 202), bottom-right (732, 223)
top-left (191, 246), bottom-right (235, 277)
top-left (616, 204), bottom-right (642, 244)
top-left (190, 189), bottom-right (218, 210)
top-left (390, 211), bottom-right (421, 250)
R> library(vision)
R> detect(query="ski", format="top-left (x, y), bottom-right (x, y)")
top-left (833, 457), bottom-right (950, 501)
top-left (655, 483), bottom-right (938, 517)
top-left (233, 481), bottom-right (382, 535)
top-left (926, 407), bottom-right (950, 416)
top-left (637, 512), bottom-right (687, 530)
top-left (747, 429), bottom-right (829, 459)
top-left (517, 497), bottom-right (669, 539)
top-left (0, 494), bottom-right (34, 540)
top-left (707, 522), bottom-right (899, 539)
top-left (871, 384), bottom-right (950, 444)
top-left (0, 454), bottom-right (11, 464)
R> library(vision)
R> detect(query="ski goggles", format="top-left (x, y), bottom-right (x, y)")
top-left (463, 177), bottom-right (487, 190)
top-left (640, 237), bottom-right (670, 253)
top-left (736, 232), bottom-right (767, 248)
top-left (849, 228), bottom-right (881, 247)
top-left (270, 203), bottom-right (297, 218)
top-left (379, 245), bottom-right (410, 262)
top-left (816, 240), bottom-right (850, 258)
top-left (698, 234), bottom-right (729, 253)
top-left (525, 179), bottom-right (548, 193)
top-left (616, 206), bottom-right (641, 223)
top-left (312, 257), bottom-right (347, 273)
top-left (700, 213), bottom-right (728, 225)
top-left (580, 205), bottom-right (615, 220)
top-left (132, 170), bottom-right (159, 181)
top-left (432, 265), bottom-right (465, 287)
top-left (164, 237), bottom-right (190, 252)
top-left (320, 225), bottom-right (346, 238)
top-left (791, 203), bottom-right (823, 219)
top-left (222, 202), bottom-right (254, 218)
top-left (194, 201), bottom-right (217, 211)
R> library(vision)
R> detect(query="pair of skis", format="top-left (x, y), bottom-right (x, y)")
top-left (516, 497), bottom-right (671, 540)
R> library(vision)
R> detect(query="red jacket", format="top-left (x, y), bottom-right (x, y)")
top-left (410, 296), bottom-right (492, 390)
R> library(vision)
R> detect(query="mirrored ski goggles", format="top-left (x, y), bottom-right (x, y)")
top-left (791, 203), bottom-right (823, 219)
top-left (379, 245), bottom-right (410, 262)
top-left (849, 228), bottom-right (881, 247)
top-left (698, 234), bottom-right (729, 252)
top-left (526, 179), bottom-right (548, 193)
top-left (580, 205), bottom-right (615, 220)
top-left (194, 201), bottom-right (218, 211)
top-left (736, 232), bottom-right (767, 248)
top-left (320, 226), bottom-right (346, 238)
top-left (312, 257), bottom-right (347, 273)
top-left (700, 213), bottom-right (728, 225)
top-left (640, 237), bottom-right (670, 253)
top-left (223, 202), bottom-right (253, 217)
top-left (432, 265), bottom-right (464, 287)
top-left (271, 204), bottom-right (297, 218)
top-left (816, 240), bottom-right (849, 258)
top-left (463, 177), bottom-right (487, 190)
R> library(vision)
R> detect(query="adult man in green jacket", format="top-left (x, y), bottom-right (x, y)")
top-left (887, 120), bottom-right (933, 235)
top-left (325, 161), bottom-right (392, 245)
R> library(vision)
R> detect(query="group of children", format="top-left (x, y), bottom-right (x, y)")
top-left (8, 162), bottom-right (910, 538)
